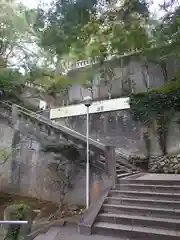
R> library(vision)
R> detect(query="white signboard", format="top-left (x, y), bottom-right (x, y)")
top-left (50, 97), bottom-right (130, 119)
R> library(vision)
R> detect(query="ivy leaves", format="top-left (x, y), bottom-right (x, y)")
top-left (130, 73), bottom-right (180, 124)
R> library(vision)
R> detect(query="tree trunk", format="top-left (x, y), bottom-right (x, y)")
top-left (156, 113), bottom-right (171, 156)
top-left (141, 56), bottom-right (150, 91)
top-left (158, 128), bottom-right (168, 155)
top-left (142, 125), bottom-right (151, 158)
top-left (160, 61), bottom-right (168, 82)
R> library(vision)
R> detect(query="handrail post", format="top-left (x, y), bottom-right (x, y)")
top-left (12, 104), bottom-right (20, 130)
top-left (105, 146), bottom-right (116, 189)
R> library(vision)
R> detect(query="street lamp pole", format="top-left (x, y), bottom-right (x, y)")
top-left (86, 105), bottom-right (89, 209)
top-left (83, 96), bottom-right (92, 209)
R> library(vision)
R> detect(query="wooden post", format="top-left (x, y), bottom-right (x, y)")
top-left (103, 113), bottom-right (108, 137)
top-left (105, 146), bottom-right (116, 188)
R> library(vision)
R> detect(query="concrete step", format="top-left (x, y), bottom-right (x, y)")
top-left (116, 167), bottom-right (132, 173)
top-left (105, 197), bottom-right (180, 209)
top-left (116, 164), bottom-right (131, 172)
top-left (102, 204), bottom-right (180, 219)
top-left (115, 158), bottom-right (137, 171)
top-left (97, 212), bottom-right (180, 231)
top-left (99, 157), bottom-right (106, 165)
top-left (116, 169), bottom-right (127, 174)
top-left (116, 183), bottom-right (180, 192)
top-left (93, 222), bottom-right (180, 239)
top-left (109, 189), bottom-right (180, 200)
top-left (120, 179), bottom-right (180, 185)
top-left (117, 173), bottom-right (134, 179)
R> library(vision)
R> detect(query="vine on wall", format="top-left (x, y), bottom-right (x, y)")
top-left (0, 148), bottom-right (11, 164)
top-left (130, 71), bottom-right (180, 156)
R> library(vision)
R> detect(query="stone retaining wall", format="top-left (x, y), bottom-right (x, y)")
top-left (149, 155), bottom-right (180, 173)
top-left (129, 154), bottom-right (180, 173)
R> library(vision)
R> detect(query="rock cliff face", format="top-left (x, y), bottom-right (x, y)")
top-left (149, 155), bottom-right (180, 174)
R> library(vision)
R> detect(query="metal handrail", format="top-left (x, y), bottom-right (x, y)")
top-left (0, 221), bottom-right (28, 225)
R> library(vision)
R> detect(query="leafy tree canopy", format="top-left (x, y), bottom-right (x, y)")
top-left (35, 0), bottom-right (152, 62)
top-left (0, 0), bottom-right (46, 96)
top-left (153, 0), bottom-right (180, 44)
top-left (35, 0), bottom-right (100, 56)
top-left (0, 68), bottom-right (24, 92)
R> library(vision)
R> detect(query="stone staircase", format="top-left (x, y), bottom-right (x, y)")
top-left (0, 101), bottom-right (137, 179)
top-left (1, 102), bottom-right (180, 239)
top-left (0, 102), bottom-right (145, 239)
top-left (92, 177), bottom-right (180, 239)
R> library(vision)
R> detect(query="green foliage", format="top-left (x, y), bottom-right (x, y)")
top-left (7, 204), bottom-right (30, 220)
top-left (46, 75), bottom-right (73, 93)
top-left (0, 68), bottom-right (24, 92)
top-left (157, 70), bottom-right (180, 93)
top-left (26, 65), bottom-right (74, 94)
top-left (110, 17), bottom-right (151, 54)
top-left (0, 0), bottom-right (38, 68)
top-left (36, 0), bottom-right (100, 56)
top-left (0, 148), bottom-right (10, 163)
top-left (130, 91), bottom-right (170, 123)
top-left (35, 0), bottom-right (152, 62)
top-left (118, 0), bottom-right (150, 20)
top-left (153, 2), bottom-right (180, 45)
top-left (130, 72), bottom-right (180, 155)
top-left (130, 70), bottom-right (180, 121)
top-left (79, 1), bottom-right (151, 60)
top-left (4, 204), bottom-right (30, 240)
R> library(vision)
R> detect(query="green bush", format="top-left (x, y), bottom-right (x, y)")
top-left (4, 204), bottom-right (31, 240)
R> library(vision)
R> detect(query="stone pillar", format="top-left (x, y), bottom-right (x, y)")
top-left (11, 130), bottom-right (21, 192)
top-left (12, 105), bottom-right (19, 129)
top-left (11, 105), bottom-right (21, 192)
top-left (105, 146), bottom-right (116, 188)
top-left (103, 113), bottom-right (108, 137)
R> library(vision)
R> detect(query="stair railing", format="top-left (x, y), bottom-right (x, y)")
top-left (0, 101), bottom-right (119, 185)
